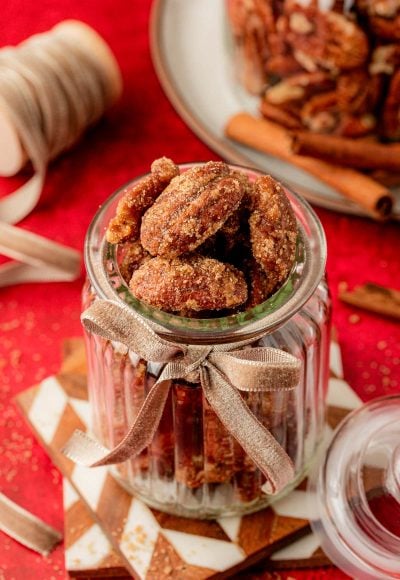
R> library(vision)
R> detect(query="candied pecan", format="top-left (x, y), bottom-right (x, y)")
top-left (118, 241), bottom-right (151, 284)
top-left (285, 3), bottom-right (369, 72)
top-left (249, 176), bottom-right (297, 291)
top-left (382, 69), bottom-right (400, 139)
top-left (173, 383), bottom-right (205, 488)
top-left (106, 157), bottom-right (179, 244)
top-left (141, 162), bottom-right (245, 258)
top-left (245, 256), bottom-right (278, 308)
top-left (195, 205), bottom-right (246, 260)
top-left (108, 158), bottom-right (178, 244)
top-left (203, 398), bottom-right (236, 484)
top-left (148, 379), bottom-right (175, 479)
top-left (130, 255), bottom-right (248, 312)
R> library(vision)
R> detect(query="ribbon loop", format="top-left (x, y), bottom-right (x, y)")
top-left (64, 299), bottom-right (302, 496)
top-left (209, 348), bottom-right (301, 392)
top-left (82, 299), bottom-right (183, 362)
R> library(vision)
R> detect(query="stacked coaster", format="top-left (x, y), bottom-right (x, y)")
top-left (16, 335), bottom-right (362, 578)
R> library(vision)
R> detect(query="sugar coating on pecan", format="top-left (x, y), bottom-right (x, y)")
top-left (118, 241), bottom-right (151, 284)
top-left (249, 175), bottom-right (297, 291)
top-left (106, 157), bottom-right (179, 244)
top-left (140, 162), bottom-right (245, 258)
top-left (129, 255), bottom-right (248, 312)
top-left (245, 256), bottom-right (279, 308)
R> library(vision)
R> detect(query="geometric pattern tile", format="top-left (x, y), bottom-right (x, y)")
top-left (16, 335), bottom-right (360, 577)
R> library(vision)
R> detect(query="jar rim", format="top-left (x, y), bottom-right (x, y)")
top-left (84, 163), bottom-right (327, 343)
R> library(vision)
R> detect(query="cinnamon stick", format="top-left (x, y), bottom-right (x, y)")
top-left (225, 113), bottom-right (393, 219)
top-left (339, 283), bottom-right (400, 321)
top-left (292, 132), bottom-right (400, 171)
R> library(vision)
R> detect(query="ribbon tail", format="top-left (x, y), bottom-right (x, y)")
top-left (0, 492), bottom-right (62, 556)
top-left (62, 377), bottom-right (172, 467)
top-left (201, 364), bottom-right (295, 495)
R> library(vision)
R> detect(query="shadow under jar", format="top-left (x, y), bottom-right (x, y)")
top-left (82, 164), bottom-right (331, 519)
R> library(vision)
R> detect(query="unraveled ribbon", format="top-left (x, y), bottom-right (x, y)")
top-left (63, 299), bottom-right (302, 495)
top-left (0, 21), bottom-right (122, 287)
top-left (0, 492), bottom-right (62, 555)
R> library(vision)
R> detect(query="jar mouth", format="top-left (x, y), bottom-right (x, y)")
top-left (85, 163), bottom-right (327, 343)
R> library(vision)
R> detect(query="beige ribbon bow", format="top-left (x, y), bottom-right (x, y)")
top-left (63, 300), bottom-right (302, 495)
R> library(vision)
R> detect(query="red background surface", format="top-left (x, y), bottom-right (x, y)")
top-left (0, 1), bottom-right (399, 578)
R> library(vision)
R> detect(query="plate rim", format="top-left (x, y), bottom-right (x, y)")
top-left (149, 0), bottom-right (399, 220)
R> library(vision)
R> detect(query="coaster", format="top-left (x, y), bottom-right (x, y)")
top-left (16, 335), bottom-right (360, 578)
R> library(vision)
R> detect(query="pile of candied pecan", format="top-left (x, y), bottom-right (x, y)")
top-left (227, 0), bottom-right (400, 140)
top-left (106, 158), bottom-right (297, 316)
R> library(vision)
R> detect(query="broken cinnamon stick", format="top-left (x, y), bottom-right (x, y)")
top-left (339, 283), bottom-right (400, 321)
top-left (292, 132), bottom-right (400, 171)
top-left (225, 113), bottom-right (393, 219)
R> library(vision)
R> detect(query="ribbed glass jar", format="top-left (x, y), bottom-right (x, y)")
top-left (82, 164), bottom-right (331, 518)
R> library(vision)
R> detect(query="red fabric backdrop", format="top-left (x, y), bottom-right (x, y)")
top-left (0, 1), bottom-right (399, 578)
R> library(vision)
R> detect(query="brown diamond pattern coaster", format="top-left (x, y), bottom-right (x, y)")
top-left (16, 335), bottom-right (361, 578)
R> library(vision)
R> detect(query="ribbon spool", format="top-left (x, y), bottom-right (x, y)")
top-left (0, 21), bottom-right (122, 286)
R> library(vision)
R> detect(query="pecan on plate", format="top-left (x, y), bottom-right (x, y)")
top-left (227, 0), bottom-right (277, 93)
top-left (260, 100), bottom-right (303, 130)
top-left (357, 0), bottom-right (400, 40)
top-left (264, 71), bottom-right (335, 106)
top-left (381, 69), bottom-right (400, 139)
top-left (106, 157), bottom-right (179, 244)
top-left (370, 43), bottom-right (400, 75)
top-left (284, 2), bottom-right (369, 72)
top-left (336, 69), bottom-right (383, 115)
top-left (262, 71), bottom-right (336, 129)
top-left (249, 176), bottom-right (297, 293)
top-left (129, 255), bottom-right (248, 312)
top-left (140, 162), bottom-right (245, 258)
top-left (300, 91), bottom-right (340, 133)
top-left (338, 114), bottom-right (377, 137)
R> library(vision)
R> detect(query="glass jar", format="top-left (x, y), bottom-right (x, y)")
top-left (226, 0), bottom-right (400, 141)
top-left (82, 164), bottom-right (331, 519)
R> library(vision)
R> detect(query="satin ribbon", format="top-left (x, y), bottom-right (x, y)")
top-left (63, 299), bottom-right (302, 495)
top-left (0, 22), bottom-right (120, 287)
top-left (0, 492), bottom-right (62, 555)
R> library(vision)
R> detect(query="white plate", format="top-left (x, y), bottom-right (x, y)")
top-left (150, 0), bottom-right (400, 219)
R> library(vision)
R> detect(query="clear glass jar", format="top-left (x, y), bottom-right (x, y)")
top-left (226, 0), bottom-right (400, 141)
top-left (82, 164), bottom-right (331, 519)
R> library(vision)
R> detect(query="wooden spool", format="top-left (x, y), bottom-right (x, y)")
top-left (0, 20), bottom-right (122, 177)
